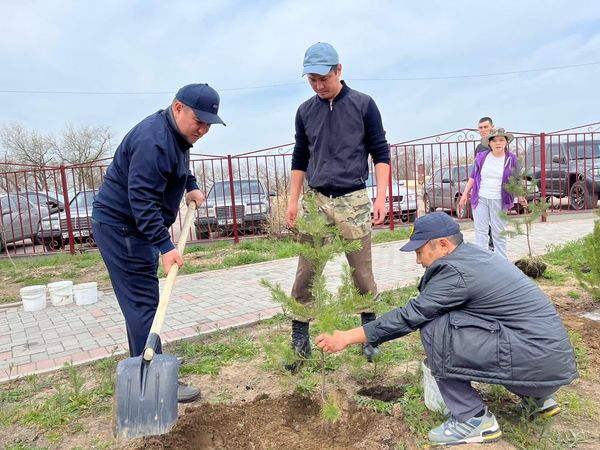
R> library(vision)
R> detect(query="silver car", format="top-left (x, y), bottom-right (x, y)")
top-left (0, 193), bottom-right (41, 251)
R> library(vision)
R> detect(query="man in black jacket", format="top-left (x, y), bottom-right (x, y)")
top-left (92, 83), bottom-right (225, 403)
top-left (316, 212), bottom-right (577, 446)
top-left (286, 42), bottom-right (391, 368)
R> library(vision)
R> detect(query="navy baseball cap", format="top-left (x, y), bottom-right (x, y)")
top-left (302, 42), bottom-right (339, 76)
top-left (400, 212), bottom-right (461, 252)
top-left (175, 83), bottom-right (225, 126)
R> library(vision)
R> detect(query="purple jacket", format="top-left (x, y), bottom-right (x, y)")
top-left (470, 149), bottom-right (517, 210)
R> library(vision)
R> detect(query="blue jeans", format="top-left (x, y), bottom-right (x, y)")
top-left (92, 218), bottom-right (161, 357)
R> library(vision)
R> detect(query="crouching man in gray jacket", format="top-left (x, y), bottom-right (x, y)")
top-left (316, 211), bottom-right (578, 446)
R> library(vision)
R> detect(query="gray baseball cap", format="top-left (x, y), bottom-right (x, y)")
top-left (302, 42), bottom-right (339, 76)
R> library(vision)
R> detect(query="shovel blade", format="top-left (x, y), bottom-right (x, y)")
top-left (114, 353), bottom-right (179, 439)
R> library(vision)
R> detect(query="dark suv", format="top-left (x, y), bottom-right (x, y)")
top-left (526, 139), bottom-right (600, 210)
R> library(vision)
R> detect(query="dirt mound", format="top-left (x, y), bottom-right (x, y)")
top-left (132, 392), bottom-right (413, 450)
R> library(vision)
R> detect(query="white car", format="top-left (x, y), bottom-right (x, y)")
top-left (365, 177), bottom-right (418, 223)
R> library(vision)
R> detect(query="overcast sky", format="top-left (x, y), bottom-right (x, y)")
top-left (1, 0), bottom-right (599, 156)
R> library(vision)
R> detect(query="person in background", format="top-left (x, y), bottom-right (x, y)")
top-left (459, 128), bottom-right (525, 258)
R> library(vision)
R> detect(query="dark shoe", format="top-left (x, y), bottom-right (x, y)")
top-left (176, 356), bottom-right (184, 366)
top-left (177, 381), bottom-right (201, 403)
top-left (360, 312), bottom-right (380, 362)
top-left (519, 396), bottom-right (561, 417)
top-left (284, 320), bottom-right (311, 372)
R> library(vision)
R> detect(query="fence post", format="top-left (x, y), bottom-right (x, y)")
top-left (387, 158), bottom-right (395, 231)
top-left (539, 133), bottom-right (547, 223)
top-left (59, 165), bottom-right (76, 254)
top-left (226, 155), bottom-right (240, 243)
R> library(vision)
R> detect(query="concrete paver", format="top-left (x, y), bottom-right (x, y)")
top-left (0, 214), bottom-right (596, 382)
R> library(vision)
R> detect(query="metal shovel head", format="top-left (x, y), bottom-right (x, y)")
top-left (114, 353), bottom-right (179, 439)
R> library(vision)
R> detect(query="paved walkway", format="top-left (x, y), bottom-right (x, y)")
top-left (0, 214), bottom-right (596, 383)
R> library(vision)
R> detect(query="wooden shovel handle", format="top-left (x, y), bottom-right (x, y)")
top-left (143, 201), bottom-right (197, 361)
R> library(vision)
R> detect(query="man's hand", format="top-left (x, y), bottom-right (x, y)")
top-left (315, 331), bottom-right (351, 354)
top-left (185, 189), bottom-right (205, 207)
top-left (459, 194), bottom-right (468, 208)
top-left (162, 248), bottom-right (183, 275)
top-left (287, 201), bottom-right (299, 228)
top-left (372, 197), bottom-right (387, 225)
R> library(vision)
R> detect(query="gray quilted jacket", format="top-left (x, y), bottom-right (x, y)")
top-left (363, 243), bottom-right (578, 387)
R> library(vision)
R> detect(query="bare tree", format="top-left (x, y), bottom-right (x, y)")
top-left (0, 123), bottom-right (58, 193)
top-left (0, 123), bottom-right (58, 167)
top-left (54, 124), bottom-right (113, 165)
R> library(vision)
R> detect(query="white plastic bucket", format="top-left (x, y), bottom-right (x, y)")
top-left (422, 359), bottom-right (448, 413)
top-left (20, 285), bottom-right (47, 312)
top-left (47, 280), bottom-right (74, 306)
top-left (73, 282), bottom-right (98, 306)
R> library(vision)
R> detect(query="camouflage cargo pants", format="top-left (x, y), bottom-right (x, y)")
top-left (290, 188), bottom-right (378, 320)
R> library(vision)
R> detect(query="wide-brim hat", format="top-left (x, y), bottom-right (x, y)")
top-left (481, 127), bottom-right (514, 147)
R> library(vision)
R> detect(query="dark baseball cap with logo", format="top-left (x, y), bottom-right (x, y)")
top-left (175, 83), bottom-right (225, 126)
top-left (400, 212), bottom-right (461, 252)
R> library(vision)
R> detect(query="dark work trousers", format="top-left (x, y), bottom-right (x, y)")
top-left (420, 318), bottom-right (559, 421)
top-left (92, 219), bottom-right (161, 357)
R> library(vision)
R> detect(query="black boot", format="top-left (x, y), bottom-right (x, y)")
top-left (360, 312), bottom-right (381, 362)
top-left (284, 320), bottom-right (311, 372)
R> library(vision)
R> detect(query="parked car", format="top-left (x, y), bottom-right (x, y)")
top-left (194, 179), bottom-right (270, 238)
top-left (23, 191), bottom-right (64, 218)
top-left (0, 193), bottom-right (41, 251)
top-left (365, 176), bottom-right (418, 223)
top-left (525, 139), bottom-right (600, 210)
top-left (423, 165), bottom-right (538, 218)
top-left (37, 190), bottom-right (97, 251)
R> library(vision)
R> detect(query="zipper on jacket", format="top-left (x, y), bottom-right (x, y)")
top-left (329, 100), bottom-right (333, 111)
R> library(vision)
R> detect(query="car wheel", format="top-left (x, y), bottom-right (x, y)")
top-left (455, 197), bottom-right (471, 219)
top-left (423, 194), bottom-right (434, 213)
top-left (44, 236), bottom-right (64, 252)
top-left (569, 180), bottom-right (599, 210)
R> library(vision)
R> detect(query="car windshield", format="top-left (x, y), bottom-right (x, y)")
top-left (568, 142), bottom-right (600, 160)
top-left (208, 180), bottom-right (264, 199)
top-left (70, 191), bottom-right (96, 209)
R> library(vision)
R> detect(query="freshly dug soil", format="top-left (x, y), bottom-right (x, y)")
top-left (132, 391), bottom-right (414, 450)
top-left (514, 256), bottom-right (547, 278)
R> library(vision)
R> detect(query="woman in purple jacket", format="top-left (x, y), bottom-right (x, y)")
top-left (459, 128), bottom-right (524, 258)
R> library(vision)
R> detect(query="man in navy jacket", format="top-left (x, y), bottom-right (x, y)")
top-left (92, 83), bottom-right (225, 402)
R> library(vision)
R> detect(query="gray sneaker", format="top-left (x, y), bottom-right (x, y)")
top-left (519, 396), bottom-right (561, 417)
top-left (428, 407), bottom-right (502, 446)
top-left (177, 381), bottom-right (201, 403)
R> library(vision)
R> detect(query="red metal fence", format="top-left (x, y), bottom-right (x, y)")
top-left (1, 122), bottom-right (599, 257)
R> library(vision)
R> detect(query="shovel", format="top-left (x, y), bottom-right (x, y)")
top-left (114, 201), bottom-right (198, 439)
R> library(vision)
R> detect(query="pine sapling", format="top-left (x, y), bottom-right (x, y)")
top-left (501, 158), bottom-right (548, 277)
top-left (574, 210), bottom-right (600, 300)
top-left (261, 193), bottom-right (373, 419)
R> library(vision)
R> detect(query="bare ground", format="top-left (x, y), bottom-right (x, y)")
top-left (1, 278), bottom-right (600, 449)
